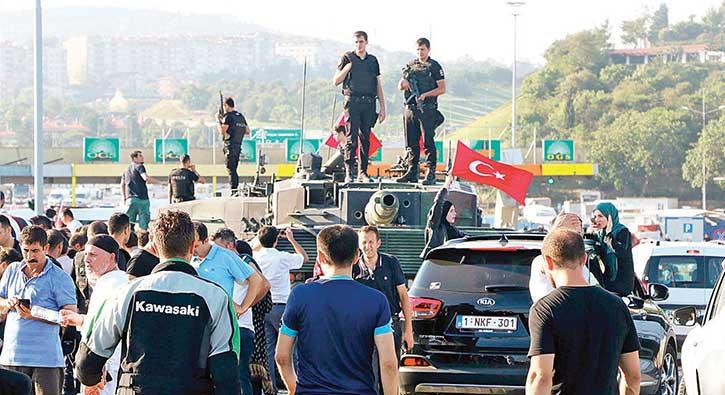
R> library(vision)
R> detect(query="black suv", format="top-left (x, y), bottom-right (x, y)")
top-left (399, 233), bottom-right (678, 395)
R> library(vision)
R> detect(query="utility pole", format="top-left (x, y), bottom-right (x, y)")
top-left (33, 0), bottom-right (44, 215)
top-left (682, 89), bottom-right (725, 211)
top-left (507, 1), bottom-right (525, 149)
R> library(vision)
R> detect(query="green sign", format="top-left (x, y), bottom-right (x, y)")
top-left (369, 147), bottom-right (383, 162)
top-left (543, 139), bottom-right (575, 162)
top-left (470, 140), bottom-right (501, 161)
top-left (154, 138), bottom-right (188, 163)
top-left (240, 139), bottom-right (257, 163)
top-left (287, 139), bottom-right (321, 161)
top-left (83, 137), bottom-right (120, 162)
top-left (252, 128), bottom-right (301, 143)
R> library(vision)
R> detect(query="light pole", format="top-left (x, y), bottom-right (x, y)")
top-left (33, 0), bottom-right (44, 215)
top-left (507, 1), bottom-right (525, 149)
top-left (682, 89), bottom-right (725, 211)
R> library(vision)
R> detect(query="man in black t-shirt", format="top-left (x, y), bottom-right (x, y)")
top-left (352, 226), bottom-right (412, 356)
top-left (333, 31), bottom-right (386, 183)
top-left (215, 97), bottom-right (250, 195)
top-left (126, 236), bottom-right (160, 280)
top-left (168, 154), bottom-right (204, 204)
top-left (396, 37), bottom-right (446, 186)
top-left (526, 229), bottom-right (641, 395)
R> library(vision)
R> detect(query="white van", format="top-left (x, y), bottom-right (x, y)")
top-left (633, 240), bottom-right (725, 347)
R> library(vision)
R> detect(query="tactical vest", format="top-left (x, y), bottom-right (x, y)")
top-left (342, 51), bottom-right (378, 97)
top-left (406, 59), bottom-right (438, 95)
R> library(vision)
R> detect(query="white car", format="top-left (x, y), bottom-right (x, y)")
top-left (676, 262), bottom-right (725, 394)
top-left (633, 240), bottom-right (725, 347)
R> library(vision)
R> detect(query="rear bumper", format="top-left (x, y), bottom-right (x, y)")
top-left (399, 364), bottom-right (527, 395)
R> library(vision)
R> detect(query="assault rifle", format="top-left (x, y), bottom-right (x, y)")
top-left (402, 65), bottom-right (423, 112)
top-left (218, 90), bottom-right (224, 121)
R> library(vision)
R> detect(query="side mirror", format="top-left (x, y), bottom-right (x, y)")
top-left (672, 306), bottom-right (697, 327)
top-left (649, 283), bottom-right (669, 301)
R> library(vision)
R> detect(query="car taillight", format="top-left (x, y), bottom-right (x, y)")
top-left (410, 297), bottom-right (442, 319)
top-left (401, 356), bottom-right (431, 367)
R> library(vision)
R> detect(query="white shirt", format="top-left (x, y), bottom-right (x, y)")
top-left (81, 269), bottom-right (128, 395)
top-left (529, 255), bottom-right (599, 304)
top-left (67, 219), bottom-right (83, 234)
top-left (254, 247), bottom-right (304, 304)
top-left (56, 255), bottom-right (74, 275)
top-left (233, 282), bottom-right (254, 332)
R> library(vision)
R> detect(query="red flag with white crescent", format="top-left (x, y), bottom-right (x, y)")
top-left (451, 141), bottom-right (533, 205)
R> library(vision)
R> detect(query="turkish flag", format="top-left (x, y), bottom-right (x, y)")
top-left (451, 141), bottom-right (533, 205)
top-left (324, 113), bottom-right (382, 157)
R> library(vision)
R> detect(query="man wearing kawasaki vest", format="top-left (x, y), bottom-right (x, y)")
top-left (333, 31), bottom-right (386, 183)
top-left (76, 210), bottom-right (241, 394)
top-left (396, 37), bottom-right (446, 185)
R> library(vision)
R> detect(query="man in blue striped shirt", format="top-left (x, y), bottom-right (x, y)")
top-left (0, 225), bottom-right (77, 394)
top-left (276, 225), bottom-right (398, 395)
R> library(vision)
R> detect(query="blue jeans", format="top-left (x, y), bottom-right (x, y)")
top-left (239, 327), bottom-right (255, 395)
top-left (264, 304), bottom-right (285, 391)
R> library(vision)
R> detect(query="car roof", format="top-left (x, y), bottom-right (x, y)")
top-left (634, 240), bottom-right (725, 257)
top-left (428, 233), bottom-right (545, 255)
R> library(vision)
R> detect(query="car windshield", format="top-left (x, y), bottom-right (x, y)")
top-left (413, 249), bottom-right (539, 293)
top-left (646, 256), bottom-right (724, 289)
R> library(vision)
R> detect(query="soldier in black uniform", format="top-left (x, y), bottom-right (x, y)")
top-left (215, 97), bottom-right (250, 195)
top-left (168, 154), bottom-right (205, 204)
top-left (333, 31), bottom-right (386, 183)
top-left (396, 38), bottom-right (446, 185)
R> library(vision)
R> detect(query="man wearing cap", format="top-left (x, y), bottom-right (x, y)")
top-left (60, 235), bottom-right (128, 395)
top-left (76, 210), bottom-right (241, 394)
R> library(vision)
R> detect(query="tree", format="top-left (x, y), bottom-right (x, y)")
top-left (621, 17), bottom-right (649, 47)
top-left (683, 117), bottom-right (725, 189)
top-left (544, 26), bottom-right (611, 75)
top-left (649, 4), bottom-right (669, 44)
top-left (589, 108), bottom-right (691, 196)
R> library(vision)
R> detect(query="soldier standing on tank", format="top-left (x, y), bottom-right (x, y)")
top-left (215, 97), bottom-right (250, 195)
top-left (396, 38), bottom-right (446, 186)
top-left (333, 31), bottom-right (386, 183)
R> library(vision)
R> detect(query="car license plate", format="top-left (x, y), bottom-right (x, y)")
top-left (456, 315), bottom-right (517, 331)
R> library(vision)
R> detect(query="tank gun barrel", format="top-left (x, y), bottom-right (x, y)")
top-left (364, 191), bottom-right (400, 225)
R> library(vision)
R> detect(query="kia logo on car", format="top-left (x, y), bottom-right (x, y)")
top-left (477, 297), bottom-right (496, 307)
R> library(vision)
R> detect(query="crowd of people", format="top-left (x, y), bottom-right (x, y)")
top-left (0, 194), bottom-right (418, 395)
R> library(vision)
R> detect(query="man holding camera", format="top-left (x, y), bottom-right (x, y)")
top-left (216, 97), bottom-right (250, 195)
top-left (254, 226), bottom-right (308, 391)
top-left (333, 31), bottom-right (386, 183)
top-left (396, 37), bottom-right (446, 186)
top-left (168, 154), bottom-right (205, 204)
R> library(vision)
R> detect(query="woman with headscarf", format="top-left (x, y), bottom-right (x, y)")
top-left (235, 240), bottom-right (275, 395)
top-left (591, 202), bottom-right (635, 296)
top-left (421, 175), bottom-right (466, 258)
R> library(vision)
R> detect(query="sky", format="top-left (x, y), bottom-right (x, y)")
top-left (0, 0), bottom-right (721, 63)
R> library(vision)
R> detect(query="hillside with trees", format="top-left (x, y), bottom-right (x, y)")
top-left (463, 3), bottom-right (724, 201)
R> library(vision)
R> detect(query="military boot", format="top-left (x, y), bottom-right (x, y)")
top-left (344, 163), bottom-right (357, 184)
top-left (421, 167), bottom-right (437, 185)
top-left (395, 163), bottom-right (419, 183)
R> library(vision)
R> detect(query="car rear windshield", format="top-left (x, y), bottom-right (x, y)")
top-left (413, 249), bottom-right (539, 293)
top-left (646, 255), bottom-right (724, 289)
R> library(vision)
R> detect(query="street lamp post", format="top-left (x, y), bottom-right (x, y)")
top-left (33, 0), bottom-right (44, 215)
top-left (682, 89), bottom-right (725, 211)
top-left (507, 1), bottom-right (525, 149)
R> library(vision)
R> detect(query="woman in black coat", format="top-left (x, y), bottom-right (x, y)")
top-left (421, 175), bottom-right (466, 258)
